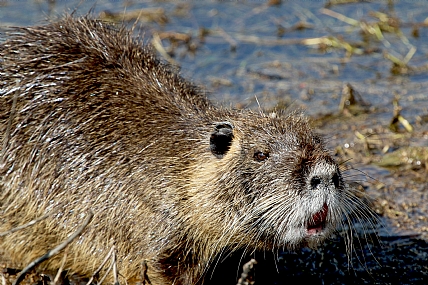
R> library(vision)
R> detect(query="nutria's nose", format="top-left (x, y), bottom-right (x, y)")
top-left (310, 172), bottom-right (341, 190)
top-left (308, 158), bottom-right (341, 191)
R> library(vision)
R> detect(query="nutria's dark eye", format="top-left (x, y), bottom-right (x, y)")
top-left (254, 151), bottom-right (269, 162)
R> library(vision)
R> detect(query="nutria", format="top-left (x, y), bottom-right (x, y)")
top-left (0, 16), bottom-right (363, 285)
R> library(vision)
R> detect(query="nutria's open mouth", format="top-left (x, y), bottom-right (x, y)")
top-left (306, 203), bottom-right (328, 235)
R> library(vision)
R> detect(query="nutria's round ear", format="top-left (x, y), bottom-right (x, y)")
top-left (210, 122), bottom-right (234, 158)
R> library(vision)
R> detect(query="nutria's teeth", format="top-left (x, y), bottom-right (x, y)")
top-left (307, 203), bottom-right (328, 234)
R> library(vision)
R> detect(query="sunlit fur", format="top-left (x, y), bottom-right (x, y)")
top-left (0, 16), bottom-right (374, 285)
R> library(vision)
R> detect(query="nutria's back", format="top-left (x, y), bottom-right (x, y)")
top-left (1, 16), bottom-right (360, 285)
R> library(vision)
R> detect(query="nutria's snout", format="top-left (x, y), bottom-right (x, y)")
top-left (307, 157), bottom-right (342, 193)
top-left (302, 157), bottom-right (343, 235)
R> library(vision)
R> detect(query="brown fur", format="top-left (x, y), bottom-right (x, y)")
top-left (1, 16), bottom-right (355, 284)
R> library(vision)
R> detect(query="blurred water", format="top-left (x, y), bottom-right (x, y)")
top-left (1, 0), bottom-right (427, 118)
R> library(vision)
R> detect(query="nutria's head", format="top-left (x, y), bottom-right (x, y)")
top-left (190, 111), bottom-right (344, 252)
